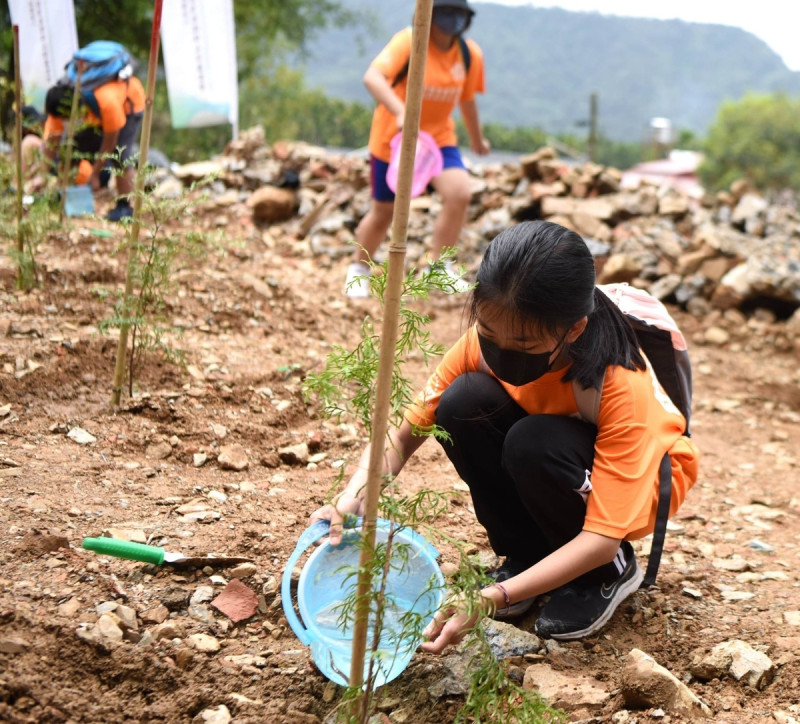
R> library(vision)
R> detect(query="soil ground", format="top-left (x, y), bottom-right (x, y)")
top-left (1, 196), bottom-right (799, 724)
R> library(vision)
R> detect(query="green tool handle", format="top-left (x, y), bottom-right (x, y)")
top-left (82, 537), bottom-right (165, 565)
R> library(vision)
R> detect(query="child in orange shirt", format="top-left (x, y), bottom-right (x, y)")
top-left (345, 0), bottom-right (491, 298)
top-left (312, 220), bottom-right (700, 648)
top-left (42, 73), bottom-right (145, 222)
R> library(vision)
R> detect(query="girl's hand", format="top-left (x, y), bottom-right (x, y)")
top-left (394, 106), bottom-right (405, 133)
top-left (308, 490), bottom-right (364, 546)
top-left (419, 593), bottom-right (487, 655)
top-left (471, 137), bottom-right (491, 155)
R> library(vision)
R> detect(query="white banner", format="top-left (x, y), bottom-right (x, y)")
top-left (160, 0), bottom-right (239, 132)
top-left (7, 0), bottom-right (79, 111)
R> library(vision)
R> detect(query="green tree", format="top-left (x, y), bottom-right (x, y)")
top-left (700, 92), bottom-right (800, 191)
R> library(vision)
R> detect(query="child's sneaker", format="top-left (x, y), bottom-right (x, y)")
top-left (534, 542), bottom-right (643, 640)
top-left (344, 262), bottom-right (371, 298)
top-left (106, 200), bottom-right (133, 222)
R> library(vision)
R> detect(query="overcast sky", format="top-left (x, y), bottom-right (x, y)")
top-left (486, 0), bottom-right (800, 71)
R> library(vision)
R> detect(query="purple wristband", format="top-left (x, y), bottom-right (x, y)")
top-left (493, 582), bottom-right (511, 615)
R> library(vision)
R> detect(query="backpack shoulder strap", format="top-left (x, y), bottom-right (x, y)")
top-left (392, 35), bottom-right (472, 87)
top-left (458, 36), bottom-right (471, 75)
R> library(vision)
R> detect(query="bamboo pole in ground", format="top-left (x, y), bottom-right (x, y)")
top-left (12, 25), bottom-right (24, 286)
top-left (347, 0), bottom-right (434, 700)
top-left (109, 0), bottom-right (164, 409)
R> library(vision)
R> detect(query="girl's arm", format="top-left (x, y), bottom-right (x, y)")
top-left (421, 530), bottom-right (622, 654)
top-left (364, 64), bottom-right (405, 131)
top-left (309, 418), bottom-right (426, 545)
top-left (459, 98), bottom-right (490, 155)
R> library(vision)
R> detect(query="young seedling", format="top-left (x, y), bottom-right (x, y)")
top-left (100, 165), bottom-right (211, 400)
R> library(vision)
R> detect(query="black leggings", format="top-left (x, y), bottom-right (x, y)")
top-left (436, 372), bottom-right (619, 584)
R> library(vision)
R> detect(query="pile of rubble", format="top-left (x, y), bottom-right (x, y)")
top-left (163, 126), bottom-right (800, 330)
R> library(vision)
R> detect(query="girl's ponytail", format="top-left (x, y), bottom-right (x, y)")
top-left (564, 288), bottom-right (645, 391)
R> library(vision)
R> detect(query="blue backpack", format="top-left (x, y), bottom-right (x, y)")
top-left (63, 41), bottom-right (136, 117)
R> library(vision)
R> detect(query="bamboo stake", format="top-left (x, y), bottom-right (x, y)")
top-left (12, 25), bottom-right (24, 287)
top-left (110, 0), bottom-right (164, 409)
top-left (58, 70), bottom-right (83, 222)
top-left (348, 0), bottom-right (434, 698)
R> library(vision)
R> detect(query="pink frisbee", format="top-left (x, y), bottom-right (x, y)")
top-left (386, 131), bottom-right (444, 198)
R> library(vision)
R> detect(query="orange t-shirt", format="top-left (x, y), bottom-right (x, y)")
top-left (368, 28), bottom-right (485, 161)
top-left (43, 76), bottom-right (146, 138)
top-left (404, 326), bottom-right (700, 541)
top-left (93, 76), bottom-right (146, 132)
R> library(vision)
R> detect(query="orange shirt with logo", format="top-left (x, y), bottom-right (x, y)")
top-left (368, 28), bottom-right (485, 162)
top-left (404, 326), bottom-right (700, 541)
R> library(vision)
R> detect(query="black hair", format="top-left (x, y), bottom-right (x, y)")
top-left (469, 220), bottom-right (645, 390)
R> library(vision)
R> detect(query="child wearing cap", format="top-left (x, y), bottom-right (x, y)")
top-left (344, 0), bottom-right (491, 298)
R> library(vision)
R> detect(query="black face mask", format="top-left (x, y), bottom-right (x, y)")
top-left (432, 8), bottom-right (471, 36)
top-left (478, 332), bottom-right (564, 386)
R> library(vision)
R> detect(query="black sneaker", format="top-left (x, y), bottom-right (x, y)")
top-left (486, 558), bottom-right (536, 618)
top-left (106, 201), bottom-right (133, 222)
top-left (534, 542), bottom-right (643, 640)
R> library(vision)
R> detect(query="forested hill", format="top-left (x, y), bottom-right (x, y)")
top-left (293, 0), bottom-right (800, 141)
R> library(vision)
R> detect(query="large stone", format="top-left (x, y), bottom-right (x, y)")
top-left (217, 443), bottom-right (249, 471)
top-left (523, 662), bottom-right (610, 711)
top-left (247, 186), bottom-right (297, 223)
top-left (598, 253), bottom-right (642, 284)
top-left (173, 160), bottom-right (225, 183)
top-left (541, 196), bottom-right (616, 221)
top-left (690, 639), bottom-right (774, 689)
top-left (621, 648), bottom-right (711, 717)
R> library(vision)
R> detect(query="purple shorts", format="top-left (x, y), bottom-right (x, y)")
top-left (370, 145), bottom-right (465, 202)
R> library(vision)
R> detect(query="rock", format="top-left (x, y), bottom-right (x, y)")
top-left (67, 427), bottom-right (96, 445)
top-left (141, 605), bottom-right (169, 624)
top-left (703, 326), bottom-right (730, 346)
top-left (145, 441), bottom-right (172, 460)
top-left (523, 662), bottom-right (610, 711)
top-left (193, 704), bottom-right (231, 724)
top-left (187, 633), bottom-right (221, 653)
top-left (621, 648), bottom-right (711, 717)
top-left (95, 613), bottom-right (124, 642)
top-left (247, 186), bottom-right (297, 223)
top-left (58, 597), bottom-right (82, 617)
top-left (190, 586), bottom-right (215, 605)
top-left (229, 562), bottom-right (258, 579)
top-left (541, 196), bottom-right (615, 221)
top-left (598, 253), bottom-right (643, 284)
top-left (484, 620), bottom-right (543, 659)
top-left (278, 442), bottom-right (310, 465)
top-left (154, 622), bottom-right (186, 640)
top-left (217, 443), bottom-right (249, 471)
top-left (519, 146), bottom-right (558, 180)
top-left (223, 653), bottom-right (268, 668)
top-left (211, 579), bottom-right (259, 623)
top-left (0, 636), bottom-right (30, 654)
top-left (173, 160), bottom-right (225, 183)
top-left (151, 176), bottom-right (184, 200)
top-left (114, 605), bottom-right (138, 631)
top-left (690, 639), bottom-right (774, 689)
